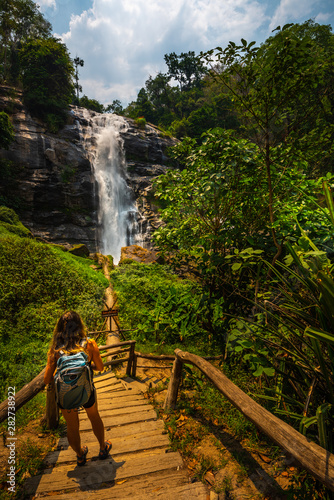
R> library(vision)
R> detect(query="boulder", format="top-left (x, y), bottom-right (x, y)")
top-left (120, 245), bottom-right (162, 264)
top-left (68, 244), bottom-right (90, 257)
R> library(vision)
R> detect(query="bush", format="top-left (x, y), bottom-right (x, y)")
top-left (0, 206), bottom-right (31, 237)
top-left (110, 261), bottom-right (221, 353)
top-left (135, 117), bottom-right (146, 129)
top-left (0, 111), bottom-right (14, 149)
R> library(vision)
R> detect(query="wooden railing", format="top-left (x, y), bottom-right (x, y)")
top-left (164, 349), bottom-right (334, 493)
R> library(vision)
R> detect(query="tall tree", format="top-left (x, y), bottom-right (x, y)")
top-left (164, 51), bottom-right (207, 90)
top-left (74, 56), bottom-right (84, 101)
top-left (19, 37), bottom-right (74, 131)
top-left (0, 0), bottom-right (51, 82)
top-left (203, 21), bottom-right (334, 263)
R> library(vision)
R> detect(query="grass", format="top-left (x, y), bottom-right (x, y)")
top-left (0, 209), bottom-right (108, 400)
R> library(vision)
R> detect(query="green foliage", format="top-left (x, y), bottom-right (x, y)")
top-left (135, 116), bottom-right (146, 129)
top-left (60, 164), bottom-right (77, 183)
top-left (104, 99), bottom-right (124, 115)
top-left (203, 20), bottom-right (334, 175)
top-left (153, 129), bottom-right (333, 305)
top-left (0, 228), bottom-right (108, 399)
top-left (110, 261), bottom-right (223, 352)
top-left (0, 205), bottom-right (30, 237)
top-left (19, 37), bottom-right (74, 131)
top-left (124, 51), bottom-right (238, 139)
top-left (0, 0), bottom-right (52, 83)
top-left (78, 94), bottom-right (104, 113)
top-left (0, 111), bottom-right (14, 148)
top-left (164, 51), bottom-right (207, 91)
top-left (226, 184), bottom-right (334, 453)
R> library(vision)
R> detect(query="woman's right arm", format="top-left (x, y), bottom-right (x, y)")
top-left (89, 339), bottom-right (104, 372)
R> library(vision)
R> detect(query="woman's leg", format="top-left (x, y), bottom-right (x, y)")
top-left (60, 408), bottom-right (83, 456)
top-left (84, 403), bottom-right (105, 449)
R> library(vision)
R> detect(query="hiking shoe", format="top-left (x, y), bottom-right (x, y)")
top-left (98, 440), bottom-right (112, 460)
top-left (77, 445), bottom-right (88, 466)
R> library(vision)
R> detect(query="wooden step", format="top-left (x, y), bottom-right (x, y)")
top-left (95, 398), bottom-right (149, 411)
top-left (80, 408), bottom-right (157, 431)
top-left (79, 404), bottom-right (151, 422)
top-left (24, 374), bottom-right (209, 500)
top-left (37, 470), bottom-right (208, 499)
top-left (57, 419), bottom-right (166, 449)
top-left (93, 371), bottom-right (117, 383)
top-left (96, 391), bottom-right (143, 403)
top-left (45, 429), bottom-right (170, 465)
top-left (25, 450), bottom-right (184, 495)
top-left (96, 383), bottom-right (125, 395)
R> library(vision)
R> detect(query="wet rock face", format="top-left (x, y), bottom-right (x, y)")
top-left (0, 87), bottom-right (177, 251)
top-left (0, 87), bottom-right (98, 248)
top-left (119, 119), bottom-right (177, 248)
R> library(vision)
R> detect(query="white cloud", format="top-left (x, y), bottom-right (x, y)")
top-left (37, 0), bottom-right (56, 8)
top-left (269, 0), bottom-right (317, 31)
top-left (59, 0), bottom-right (268, 106)
top-left (315, 11), bottom-right (332, 23)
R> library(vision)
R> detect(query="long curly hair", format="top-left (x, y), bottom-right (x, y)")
top-left (50, 311), bottom-right (88, 356)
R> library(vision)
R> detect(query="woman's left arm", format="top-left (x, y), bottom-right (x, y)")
top-left (44, 351), bottom-right (57, 385)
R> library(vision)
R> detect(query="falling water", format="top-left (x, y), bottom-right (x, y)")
top-left (77, 110), bottom-right (140, 263)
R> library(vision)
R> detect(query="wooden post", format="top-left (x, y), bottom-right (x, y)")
top-left (126, 342), bottom-right (135, 376)
top-left (163, 357), bottom-right (183, 410)
top-left (131, 352), bottom-right (137, 378)
top-left (45, 379), bottom-right (59, 430)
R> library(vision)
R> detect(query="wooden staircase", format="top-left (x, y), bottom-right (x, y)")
top-left (25, 371), bottom-right (208, 499)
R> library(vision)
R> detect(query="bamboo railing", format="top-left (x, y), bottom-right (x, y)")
top-left (164, 349), bottom-right (334, 493)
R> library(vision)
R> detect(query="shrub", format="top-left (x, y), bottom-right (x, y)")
top-left (135, 116), bottom-right (146, 129)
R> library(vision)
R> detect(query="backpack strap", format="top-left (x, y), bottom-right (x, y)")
top-left (80, 339), bottom-right (88, 349)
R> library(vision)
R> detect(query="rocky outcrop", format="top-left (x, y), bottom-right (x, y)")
top-left (120, 244), bottom-right (162, 264)
top-left (0, 86), bottom-right (177, 251)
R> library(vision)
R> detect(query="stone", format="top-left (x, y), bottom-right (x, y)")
top-left (68, 244), bottom-right (90, 257)
top-left (120, 245), bottom-right (162, 264)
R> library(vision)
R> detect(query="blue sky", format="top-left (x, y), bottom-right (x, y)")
top-left (37, 0), bottom-right (334, 107)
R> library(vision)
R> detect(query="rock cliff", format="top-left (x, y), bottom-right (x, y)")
top-left (0, 86), bottom-right (176, 251)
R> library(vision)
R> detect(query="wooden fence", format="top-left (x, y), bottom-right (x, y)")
top-left (164, 348), bottom-right (334, 493)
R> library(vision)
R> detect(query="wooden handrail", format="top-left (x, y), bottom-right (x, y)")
top-left (100, 347), bottom-right (130, 359)
top-left (0, 368), bottom-right (46, 425)
top-left (164, 349), bottom-right (334, 492)
top-left (98, 340), bottom-right (136, 351)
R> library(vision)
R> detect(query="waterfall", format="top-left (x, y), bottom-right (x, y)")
top-left (76, 110), bottom-right (140, 263)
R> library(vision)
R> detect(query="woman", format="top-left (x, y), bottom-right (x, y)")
top-left (44, 311), bottom-right (112, 466)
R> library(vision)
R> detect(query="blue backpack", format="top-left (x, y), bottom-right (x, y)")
top-left (54, 341), bottom-right (93, 410)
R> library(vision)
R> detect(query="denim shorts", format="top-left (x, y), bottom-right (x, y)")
top-left (82, 386), bottom-right (96, 409)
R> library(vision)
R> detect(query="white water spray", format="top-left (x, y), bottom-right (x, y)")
top-left (77, 110), bottom-right (140, 263)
